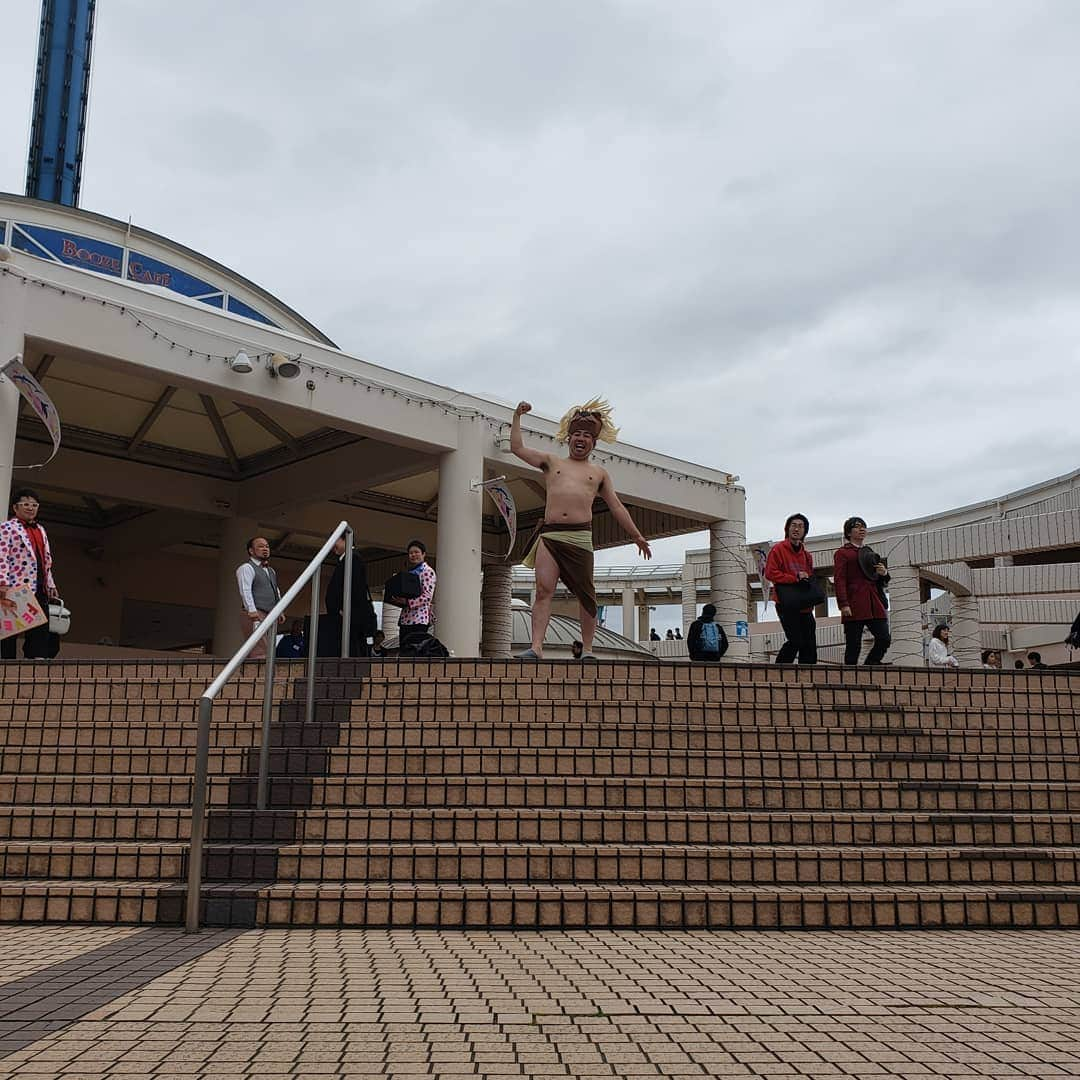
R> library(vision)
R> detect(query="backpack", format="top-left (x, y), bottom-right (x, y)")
top-left (402, 633), bottom-right (450, 659)
top-left (699, 621), bottom-right (721, 654)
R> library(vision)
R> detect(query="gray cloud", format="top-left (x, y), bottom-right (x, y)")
top-left (2, 0), bottom-right (1079, 549)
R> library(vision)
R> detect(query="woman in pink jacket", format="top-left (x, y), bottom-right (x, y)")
top-left (0, 488), bottom-right (60, 660)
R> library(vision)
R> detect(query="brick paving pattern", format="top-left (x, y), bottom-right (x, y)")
top-left (2, 926), bottom-right (1080, 1077)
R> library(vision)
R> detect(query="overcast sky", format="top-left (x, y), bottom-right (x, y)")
top-left (3, 1), bottom-right (1079, 567)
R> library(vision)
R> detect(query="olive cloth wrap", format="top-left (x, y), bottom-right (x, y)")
top-left (522, 521), bottom-right (597, 617)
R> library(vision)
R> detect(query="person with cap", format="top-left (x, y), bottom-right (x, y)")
top-left (510, 398), bottom-right (651, 660)
top-left (687, 603), bottom-right (729, 662)
top-left (928, 623), bottom-right (959, 668)
top-left (833, 516), bottom-right (891, 665)
top-left (764, 512), bottom-right (818, 664)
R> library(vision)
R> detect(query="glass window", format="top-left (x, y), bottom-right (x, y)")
top-left (12, 222), bottom-right (123, 276)
top-left (226, 295), bottom-right (277, 327)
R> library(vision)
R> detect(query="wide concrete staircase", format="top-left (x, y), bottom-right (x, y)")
top-left (2, 658), bottom-right (1079, 929)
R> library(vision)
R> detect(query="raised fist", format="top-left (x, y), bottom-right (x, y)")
top-left (515, 401), bottom-right (532, 416)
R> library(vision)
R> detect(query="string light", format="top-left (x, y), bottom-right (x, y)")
top-left (2, 263), bottom-right (747, 495)
top-left (0, 265), bottom-right (493, 421)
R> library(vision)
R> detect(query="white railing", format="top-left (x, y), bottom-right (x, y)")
top-left (186, 521), bottom-right (355, 932)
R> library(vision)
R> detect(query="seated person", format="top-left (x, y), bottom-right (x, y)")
top-left (275, 619), bottom-right (306, 660)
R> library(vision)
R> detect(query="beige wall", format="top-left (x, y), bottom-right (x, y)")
top-left (50, 536), bottom-right (311, 649)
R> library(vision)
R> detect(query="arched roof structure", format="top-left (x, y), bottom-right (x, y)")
top-left (0, 193), bottom-right (746, 658)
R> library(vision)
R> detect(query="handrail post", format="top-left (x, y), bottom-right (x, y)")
top-left (188, 520), bottom-right (350, 931)
top-left (185, 695), bottom-right (213, 932)
top-left (306, 564), bottom-right (321, 724)
top-left (341, 527), bottom-right (353, 659)
top-left (255, 623), bottom-right (277, 811)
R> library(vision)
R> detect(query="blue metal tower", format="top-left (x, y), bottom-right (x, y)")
top-left (25, 0), bottom-right (97, 207)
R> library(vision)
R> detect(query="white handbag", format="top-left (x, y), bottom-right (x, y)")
top-left (48, 598), bottom-right (71, 635)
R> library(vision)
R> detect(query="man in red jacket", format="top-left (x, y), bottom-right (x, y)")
top-left (764, 513), bottom-right (817, 664)
top-left (833, 516), bottom-right (891, 665)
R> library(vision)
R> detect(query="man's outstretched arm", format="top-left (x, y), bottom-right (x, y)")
top-left (510, 402), bottom-right (550, 470)
top-left (598, 472), bottom-right (652, 559)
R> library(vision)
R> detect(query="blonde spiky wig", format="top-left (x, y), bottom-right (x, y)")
top-left (556, 398), bottom-right (620, 445)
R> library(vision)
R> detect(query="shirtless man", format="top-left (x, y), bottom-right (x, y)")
top-left (511, 399), bottom-right (651, 659)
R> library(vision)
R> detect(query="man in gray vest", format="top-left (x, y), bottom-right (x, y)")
top-left (235, 536), bottom-right (283, 659)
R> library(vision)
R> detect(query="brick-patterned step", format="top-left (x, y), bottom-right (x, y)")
top-left (4, 772), bottom-right (1080, 812)
top-left (4, 840), bottom-right (1080, 888)
top-left (8, 805), bottom-right (1080, 847)
top-left (349, 703), bottom-right (1080, 733)
top-left (0, 842), bottom-right (186, 880)
top-left (8, 699), bottom-right (1080, 733)
top-left (0, 680), bottom-right (290, 705)
top-left (0, 658), bottom-right (1077, 930)
top-left (4, 879), bottom-right (1080, 929)
top-left (5, 745), bottom-right (1080, 783)
top-left (6, 718), bottom-right (1080, 755)
top-left (1, 658), bottom-right (1072, 700)
top-left (227, 843), bottom-right (1080, 887)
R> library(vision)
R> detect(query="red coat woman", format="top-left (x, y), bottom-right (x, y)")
top-left (833, 516), bottom-right (891, 665)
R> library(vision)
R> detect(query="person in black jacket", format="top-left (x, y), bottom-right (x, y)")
top-left (323, 537), bottom-right (377, 656)
top-left (687, 603), bottom-right (729, 662)
top-left (1066, 611), bottom-right (1080, 649)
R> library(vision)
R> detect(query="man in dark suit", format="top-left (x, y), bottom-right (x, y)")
top-left (323, 537), bottom-right (377, 656)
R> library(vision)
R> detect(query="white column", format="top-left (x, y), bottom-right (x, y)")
top-left (435, 415), bottom-right (485, 657)
top-left (621, 585), bottom-right (636, 642)
top-left (710, 519), bottom-right (749, 662)
top-left (212, 516), bottom-right (259, 656)
top-left (0, 278), bottom-right (27, 515)
top-left (638, 605), bottom-right (650, 642)
top-left (0, 380), bottom-right (17, 519)
top-left (481, 560), bottom-right (513, 658)
top-left (950, 593), bottom-right (981, 668)
top-left (884, 537), bottom-right (924, 666)
top-left (681, 562), bottom-right (697, 634)
top-left (380, 597), bottom-right (400, 641)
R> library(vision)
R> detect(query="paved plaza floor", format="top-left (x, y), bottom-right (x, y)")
top-left (0, 927), bottom-right (1078, 1078)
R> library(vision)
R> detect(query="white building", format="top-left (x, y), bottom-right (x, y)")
top-left (0, 193), bottom-right (747, 659)
top-left (516, 469), bottom-right (1080, 667)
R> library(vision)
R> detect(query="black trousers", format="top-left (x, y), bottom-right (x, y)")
top-left (399, 623), bottom-right (429, 650)
top-left (1, 589), bottom-right (57, 660)
top-left (776, 609), bottom-right (817, 664)
top-left (844, 618), bottom-right (891, 665)
top-left (316, 613), bottom-right (373, 658)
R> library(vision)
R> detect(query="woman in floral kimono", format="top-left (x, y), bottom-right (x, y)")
top-left (0, 488), bottom-right (60, 659)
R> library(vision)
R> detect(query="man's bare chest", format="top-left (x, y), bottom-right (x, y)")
top-left (546, 461), bottom-right (601, 497)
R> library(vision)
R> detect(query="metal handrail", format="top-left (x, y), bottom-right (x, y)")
top-left (186, 520), bottom-right (355, 932)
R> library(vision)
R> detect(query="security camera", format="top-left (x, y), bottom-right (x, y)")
top-left (0, 245), bottom-right (13, 262)
top-left (268, 353), bottom-right (301, 379)
top-left (228, 350), bottom-right (253, 374)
